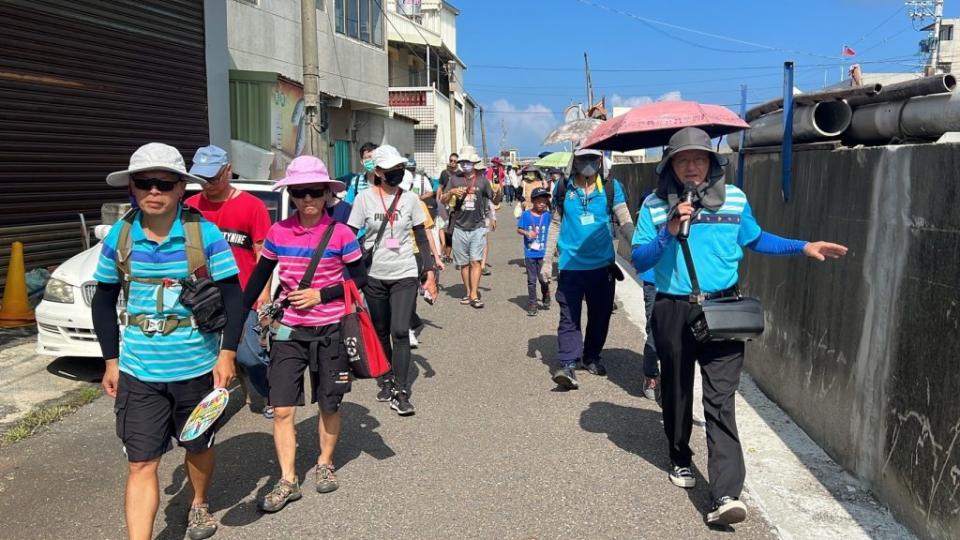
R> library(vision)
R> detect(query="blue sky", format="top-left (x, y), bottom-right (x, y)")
top-left (455, 0), bottom-right (935, 156)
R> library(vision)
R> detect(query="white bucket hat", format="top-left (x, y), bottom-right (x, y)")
top-left (372, 144), bottom-right (408, 170)
top-left (106, 142), bottom-right (205, 187)
top-left (457, 145), bottom-right (482, 163)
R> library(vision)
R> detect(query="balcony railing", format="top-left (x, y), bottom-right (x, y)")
top-left (388, 86), bottom-right (450, 127)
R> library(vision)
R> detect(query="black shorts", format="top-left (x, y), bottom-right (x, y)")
top-left (267, 323), bottom-right (351, 413)
top-left (114, 371), bottom-right (217, 462)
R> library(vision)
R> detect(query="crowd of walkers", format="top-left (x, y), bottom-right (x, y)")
top-left (92, 129), bottom-right (846, 538)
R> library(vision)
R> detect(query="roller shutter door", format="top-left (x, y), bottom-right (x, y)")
top-left (0, 0), bottom-right (209, 284)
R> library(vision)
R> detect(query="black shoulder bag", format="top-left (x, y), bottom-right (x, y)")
top-left (362, 189), bottom-right (402, 269)
top-left (259, 224), bottom-right (337, 349)
top-left (678, 238), bottom-right (764, 342)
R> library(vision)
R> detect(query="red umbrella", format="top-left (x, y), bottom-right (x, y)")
top-left (581, 101), bottom-right (749, 151)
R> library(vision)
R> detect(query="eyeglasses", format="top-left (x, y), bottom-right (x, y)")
top-left (289, 187), bottom-right (327, 199)
top-left (673, 155), bottom-right (711, 168)
top-left (132, 177), bottom-right (181, 192)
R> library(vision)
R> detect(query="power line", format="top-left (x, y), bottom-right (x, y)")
top-left (849, 4), bottom-right (907, 46)
top-left (372, 0), bottom-right (434, 76)
top-left (467, 57), bottom-right (922, 73)
top-left (575, 0), bottom-right (842, 61)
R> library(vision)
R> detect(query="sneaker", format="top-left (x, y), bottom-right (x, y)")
top-left (391, 391), bottom-right (416, 416)
top-left (259, 478), bottom-right (302, 513)
top-left (707, 496), bottom-right (747, 526)
top-left (669, 465), bottom-right (696, 489)
top-left (315, 463), bottom-right (339, 493)
top-left (527, 304), bottom-right (538, 316)
top-left (551, 366), bottom-right (579, 390)
top-left (582, 360), bottom-right (607, 376)
top-left (186, 503), bottom-right (218, 540)
top-left (482, 265), bottom-right (492, 276)
top-left (409, 330), bottom-right (419, 349)
top-left (539, 297), bottom-right (551, 310)
top-left (643, 376), bottom-right (658, 400)
top-left (376, 381), bottom-right (395, 402)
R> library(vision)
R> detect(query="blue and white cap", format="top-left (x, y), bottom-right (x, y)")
top-left (189, 145), bottom-right (230, 178)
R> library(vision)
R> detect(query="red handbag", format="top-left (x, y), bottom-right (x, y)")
top-left (341, 280), bottom-right (391, 379)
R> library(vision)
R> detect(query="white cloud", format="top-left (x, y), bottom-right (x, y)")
top-left (483, 98), bottom-right (561, 156)
top-left (610, 90), bottom-right (683, 107)
top-left (610, 94), bottom-right (653, 107)
top-left (658, 90), bottom-right (683, 102)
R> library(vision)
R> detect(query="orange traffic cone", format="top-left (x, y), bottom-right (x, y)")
top-left (0, 241), bottom-right (35, 328)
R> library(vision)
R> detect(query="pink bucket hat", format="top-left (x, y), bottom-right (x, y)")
top-left (273, 156), bottom-right (345, 192)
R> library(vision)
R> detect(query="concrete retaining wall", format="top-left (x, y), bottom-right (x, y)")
top-left (612, 144), bottom-right (960, 540)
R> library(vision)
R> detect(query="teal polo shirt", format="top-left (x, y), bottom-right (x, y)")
top-left (94, 207), bottom-right (238, 382)
top-left (632, 185), bottom-right (761, 295)
top-left (555, 177), bottom-right (627, 271)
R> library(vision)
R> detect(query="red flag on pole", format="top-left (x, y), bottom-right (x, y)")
top-left (842, 46), bottom-right (857, 57)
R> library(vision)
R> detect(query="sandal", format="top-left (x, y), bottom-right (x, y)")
top-left (460, 296), bottom-right (471, 305)
top-left (470, 298), bottom-right (484, 309)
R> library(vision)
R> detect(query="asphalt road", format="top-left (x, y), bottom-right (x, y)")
top-left (0, 211), bottom-right (777, 539)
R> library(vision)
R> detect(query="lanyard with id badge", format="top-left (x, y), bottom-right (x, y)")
top-left (461, 175), bottom-right (479, 212)
top-left (576, 178), bottom-right (604, 226)
top-left (378, 188), bottom-right (402, 250)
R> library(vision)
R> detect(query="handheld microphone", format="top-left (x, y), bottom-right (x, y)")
top-left (678, 182), bottom-right (695, 239)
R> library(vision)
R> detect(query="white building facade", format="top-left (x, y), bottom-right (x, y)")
top-left (386, 0), bottom-right (475, 177)
top-left (225, 0), bottom-right (416, 179)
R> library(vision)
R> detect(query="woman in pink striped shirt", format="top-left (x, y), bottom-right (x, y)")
top-left (241, 156), bottom-right (367, 513)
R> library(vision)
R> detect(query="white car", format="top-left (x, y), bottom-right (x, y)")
top-left (35, 181), bottom-right (290, 358)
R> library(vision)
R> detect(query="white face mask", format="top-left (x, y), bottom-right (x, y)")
top-left (461, 163), bottom-right (475, 173)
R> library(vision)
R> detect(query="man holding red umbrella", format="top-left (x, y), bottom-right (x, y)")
top-left (632, 127), bottom-right (847, 526)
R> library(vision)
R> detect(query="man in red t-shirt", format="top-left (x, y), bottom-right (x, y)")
top-left (185, 145), bottom-right (273, 416)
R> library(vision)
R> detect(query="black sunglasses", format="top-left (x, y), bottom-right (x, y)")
top-left (289, 187), bottom-right (328, 199)
top-left (132, 177), bottom-right (181, 192)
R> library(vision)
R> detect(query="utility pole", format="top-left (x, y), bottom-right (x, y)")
top-left (300, 0), bottom-right (323, 160)
top-left (583, 52), bottom-right (594, 109)
top-left (907, 0), bottom-right (944, 75)
top-left (479, 105), bottom-right (489, 163)
top-left (447, 60), bottom-right (458, 155)
top-left (932, 0), bottom-right (945, 73)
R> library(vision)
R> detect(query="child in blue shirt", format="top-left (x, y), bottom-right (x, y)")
top-left (516, 187), bottom-right (552, 316)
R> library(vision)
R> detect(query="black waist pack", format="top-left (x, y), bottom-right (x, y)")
top-left (178, 277), bottom-right (226, 333)
top-left (679, 239), bottom-right (764, 342)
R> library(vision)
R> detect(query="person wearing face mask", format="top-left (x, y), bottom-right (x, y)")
top-left (440, 146), bottom-right (500, 308)
top-left (631, 127), bottom-right (847, 526)
top-left (241, 155), bottom-right (368, 511)
top-left (540, 148), bottom-right (636, 391)
top-left (348, 145), bottom-right (438, 416)
top-left (344, 142), bottom-right (378, 205)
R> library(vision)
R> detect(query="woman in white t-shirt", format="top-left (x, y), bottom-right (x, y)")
top-left (347, 145), bottom-right (437, 416)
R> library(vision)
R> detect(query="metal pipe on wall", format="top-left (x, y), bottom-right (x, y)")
top-left (847, 92), bottom-right (960, 143)
top-left (729, 100), bottom-right (853, 151)
top-left (845, 74), bottom-right (956, 108)
top-left (746, 83), bottom-right (881, 122)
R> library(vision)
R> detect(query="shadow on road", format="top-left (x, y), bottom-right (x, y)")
top-left (580, 401), bottom-right (733, 531)
top-left (507, 295), bottom-right (533, 312)
top-left (45, 356), bottom-right (105, 383)
top-left (156, 401), bottom-right (395, 537)
top-left (601, 347), bottom-right (646, 399)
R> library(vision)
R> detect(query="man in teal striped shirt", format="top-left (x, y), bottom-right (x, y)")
top-left (92, 143), bottom-right (245, 540)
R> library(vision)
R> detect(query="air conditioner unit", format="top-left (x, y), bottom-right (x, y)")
top-left (324, 96), bottom-right (344, 108)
